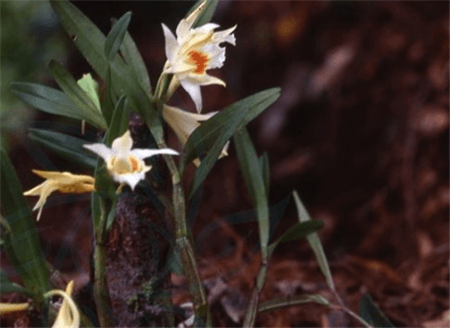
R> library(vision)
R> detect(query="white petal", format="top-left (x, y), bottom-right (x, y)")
top-left (114, 172), bottom-right (145, 190)
top-left (180, 79), bottom-right (203, 113)
top-left (192, 74), bottom-right (226, 87)
top-left (213, 25), bottom-right (237, 45)
top-left (196, 23), bottom-right (220, 34)
top-left (162, 23), bottom-right (178, 62)
top-left (131, 148), bottom-right (179, 159)
top-left (83, 143), bottom-right (113, 161)
top-left (112, 130), bottom-right (133, 155)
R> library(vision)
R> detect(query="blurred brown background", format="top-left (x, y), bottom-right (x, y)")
top-left (2, 1), bottom-right (448, 327)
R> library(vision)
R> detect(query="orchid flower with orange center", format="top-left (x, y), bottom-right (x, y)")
top-left (163, 104), bottom-right (229, 166)
top-left (84, 130), bottom-right (178, 190)
top-left (23, 171), bottom-right (95, 221)
top-left (161, 1), bottom-right (236, 112)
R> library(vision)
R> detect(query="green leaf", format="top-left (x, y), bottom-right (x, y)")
top-left (259, 153), bottom-right (270, 197)
top-left (258, 294), bottom-right (330, 313)
top-left (187, 0), bottom-right (219, 28)
top-left (0, 148), bottom-right (49, 295)
top-left (234, 127), bottom-right (270, 262)
top-left (77, 73), bottom-right (101, 110)
top-left (121, 31), bottom-right (151, 93)
top-left (28, 129), bottom-right (97, 169)
top-left (10, 82), bottom-right (102, 126)
top-left (104, 95), bottom-right (129, 146)
top-left (293, 190), bottom-right (335, 291)
top-left (48, 60), bottom-right (107, 130)
top-left (359, 294), bottom-right (395, 328)
top-left (0, 270), bottom-right (33, 296)
top-left (104, 12), bottom-right (132, 62)
top-left (50, 0), bottom-right (162, 142)
top-left (267, 220), bottom-right (324, 257)
top-left (183, 88), bottom-right (280, 166)
top-left (188, 106), bottom-right (247, 199)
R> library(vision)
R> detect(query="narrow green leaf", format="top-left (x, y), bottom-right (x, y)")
top-left (50, 0), bottom-right (162, 142)
top-left (359, 294), bottom-right (395, 328)
top-left (11, 82), bottom-right (101, 126)
top-left (259, 153), bottom-right (270, 197)
top-left (105, 95), bottom-right (129, 146)
top-left (234, 127), bottom-right (269, 262)
top-left (183, 88), bottom-right (280, 166)
top-left (104, 12), bottom-right (132, 62)
top-left (0, 148), bottom-right (49, 295)
top-left (187, 0), bottom-right (219, 28)
top-left (121, 31), bottom-right (151, 93)
top-left (28, 129), bottom-right (97, 169)
top-left (0, 270), bottom-right (33, 296)
top-left (258, 294), bottom-right (330, 313)
top-left (267, 221), bottom-right (324, 257)
top-left (48, 60), bottom-right (107, 130)
top-left (293, 190), bottom-right (335, 291)
top-left (188, 107), bottom-right (247, 198)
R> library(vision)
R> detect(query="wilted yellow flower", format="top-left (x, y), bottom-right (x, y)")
top-left (23, 170), bottom-right (95, 221)
top-left (163, 104), bottom-right (229, 166)
top-left (0, 302), bottom-right (29, 314)
top-left (48, 281), bottom-right (79, 328)
top-left (0, 281), bottom-right (79, 328)
top-left (84, 130), bottom-right (178, 190)
top-left (161, 1), bottom-right (236, 112)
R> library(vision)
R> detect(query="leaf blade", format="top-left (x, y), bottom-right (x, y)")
top-left (293, 190), bottom-right (335, 290)
top-left (104, 12), bottom-right (132, 61)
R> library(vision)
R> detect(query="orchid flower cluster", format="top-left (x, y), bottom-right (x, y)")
top-left (22, 1), bottom-right (235, 220)
top-left (4, 2), bottom-right (238, 326)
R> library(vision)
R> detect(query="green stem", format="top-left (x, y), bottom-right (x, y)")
top-left (158, 140), bottom-right (210, 327)
top-left (93, 242), bottom-right (114, 327)
top-left (242, 260), bottom-right (268, 328)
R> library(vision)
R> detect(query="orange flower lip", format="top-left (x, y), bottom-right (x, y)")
top-left (188, 50), bottom-right (208, 74)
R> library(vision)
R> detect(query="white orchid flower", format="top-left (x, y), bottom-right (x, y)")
top-left (84, 130), bottom-right (178, 190)
top-left (23, 170), bottom-right (95, 221)
top-left (161, 1), bottom-right (236, 112)
top-left (163, 104), bottom-right (229, 166)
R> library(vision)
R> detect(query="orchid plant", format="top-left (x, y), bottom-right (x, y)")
top-left (1, 1), bottom-right (383, 328)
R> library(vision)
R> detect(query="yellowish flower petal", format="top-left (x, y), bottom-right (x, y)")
top-left (45, 281), bottom-right (79, 328)
top-left (0, 302), bottom-right (29, 314)
top-left (23, 171), bottom-right (95, 221)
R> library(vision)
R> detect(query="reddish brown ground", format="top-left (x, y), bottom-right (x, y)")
top-left (2, 2), bottom-right (448, 327)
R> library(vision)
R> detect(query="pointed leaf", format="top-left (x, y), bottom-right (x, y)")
top-left (50, 0), bottom-right (162, 141)
top-left (11, 82), bottom-right (102, 126)
top-left (258, 294), bottom-right (330, 313)
top-left (104, 12), bottom-right (132, 61)
top-left (121, 31), bottom-right (151, 93)
top-left (48, 60), bottom-right (107, 130)
top-left (28, 129), bottom-right (97, 169)
top-left (187, 0), bottom-right (219, 28)
top-left (188, 107), bottom-right (247, 198)
top-left (359, 294), bottom-right (395, 328)
top-left (183, 88), bottom-right (280, 166)
top-left (267, 221), bottom-right (324, 257)
top-left (259, 153), bottom-right (270, 197)
top-left (234, 127), bottom-right (270, 261)
top-left (77, 73), bottom-right (101, 110)
top-left (105, 95), bottom-right (129, 146)
top-left (293, 190), bottom-right (335, 291)
top-left (0, 148), bottom-right (49, 295)
top-left (0, 270), bottom-right (33, 296)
